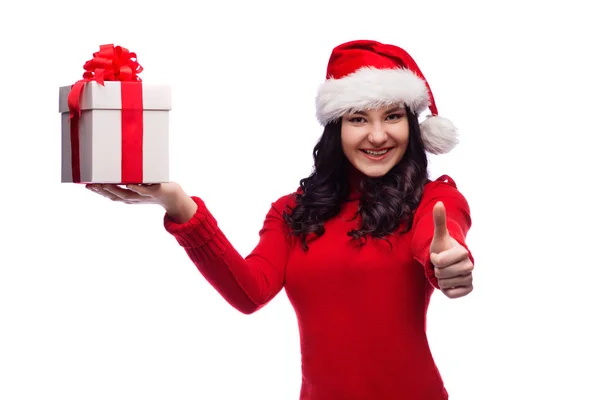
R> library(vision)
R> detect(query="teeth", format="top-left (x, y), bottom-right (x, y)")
top-left (365, 149), bottom-right (389, 156)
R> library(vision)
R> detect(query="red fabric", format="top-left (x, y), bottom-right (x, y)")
top-left (164, 175), bottom-right (473, 399)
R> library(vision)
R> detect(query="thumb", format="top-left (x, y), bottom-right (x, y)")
top-left (432, 201), bottom-right (448, 240)
top-left (430, 201), bottom-right (451, 253)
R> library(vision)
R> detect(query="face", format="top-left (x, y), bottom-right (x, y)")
top-left (340, 105), bottom-right (410, 178)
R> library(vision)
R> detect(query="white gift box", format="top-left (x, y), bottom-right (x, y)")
top-left (58, 81), bottom-right (171, 184)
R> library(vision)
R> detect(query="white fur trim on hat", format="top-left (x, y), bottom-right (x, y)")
top-left (419, 115), bottom-right (459, 154)
top-left (315, 67), bottom-right (430, 126)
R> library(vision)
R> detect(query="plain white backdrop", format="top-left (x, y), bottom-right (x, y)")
top-left (1, 1), bottom-right (598, 399)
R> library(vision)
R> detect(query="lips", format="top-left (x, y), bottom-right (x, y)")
top-left (360, 147), bottom-right (393, 156)
top-left (359, 147), bottom-right (395, 162)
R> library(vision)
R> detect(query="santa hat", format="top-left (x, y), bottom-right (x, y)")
top-left (315, 40), bottom-right (458, 155)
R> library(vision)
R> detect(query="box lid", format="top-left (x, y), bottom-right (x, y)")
top-left (59, 81), bottom-right (171, 113)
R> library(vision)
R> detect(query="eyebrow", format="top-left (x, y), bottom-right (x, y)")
top-left (352, 106), bottom-right (404, 116)
top-left (384, 106), bottom-right (404, 114)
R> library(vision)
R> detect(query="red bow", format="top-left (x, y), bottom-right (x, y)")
top-left (67, 44), bottom-right (143, 118)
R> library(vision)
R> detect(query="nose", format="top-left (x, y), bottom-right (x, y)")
top-left (368, 124), bottom-right (388, 147)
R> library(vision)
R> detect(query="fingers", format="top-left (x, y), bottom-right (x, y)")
top-left (103, 185), bottom-right (147, 202)
top-left (125, 183), bottom-right (161, 196)
top-left (434, 253), bottom-right (474, 299)
top-left (86, 184), bottom-right (119, 202)
top-left (438, 272), bottom-right (473, 290)
top-left (431, 242), bottom-right (470, 269)
top-left (441, 285), bottom-right (473, 299)
top-left (86, 184), bottom-right (151, 204)
top-left (434, 257), bottom-right (474, 279)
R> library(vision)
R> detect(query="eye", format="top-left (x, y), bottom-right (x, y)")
top-left (386, 113), bottom-right (405, 121)
top-left (348, 116), bottom-right (366, 123)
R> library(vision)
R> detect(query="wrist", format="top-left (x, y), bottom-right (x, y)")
top-left (163, 190), bottom-right (197, 224)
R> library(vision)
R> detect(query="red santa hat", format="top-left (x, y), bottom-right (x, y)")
top-left (315, 40), bottom-right (458, 155)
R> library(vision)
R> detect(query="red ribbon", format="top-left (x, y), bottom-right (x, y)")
top-left (67, 44), bottom-right (144, 183)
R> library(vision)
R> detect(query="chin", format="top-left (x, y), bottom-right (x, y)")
top-left (357, 166), bottom-right (393, 178)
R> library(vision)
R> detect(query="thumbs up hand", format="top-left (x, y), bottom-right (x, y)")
top-left (429, 201), bottom-right (474, 299)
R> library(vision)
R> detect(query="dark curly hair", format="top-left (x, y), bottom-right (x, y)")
top-left (283, 108), bottom-right (430, 251)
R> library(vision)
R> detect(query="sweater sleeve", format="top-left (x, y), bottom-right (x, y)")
top-left (163, 195), bottom-right (294, 314)
top-left (411, 175), bottom-right (474, 289)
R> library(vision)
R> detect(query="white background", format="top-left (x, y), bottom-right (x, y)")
top-left (1, 1), bottom-right (598, 399)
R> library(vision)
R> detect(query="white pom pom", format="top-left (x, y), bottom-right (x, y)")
top-left (419, 115), bottom-right (459, 154)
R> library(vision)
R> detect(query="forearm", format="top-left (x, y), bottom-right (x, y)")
top-left (164, 196), bottom-right (289, 314)
top-left (184, 243), bottom-right (264, 315)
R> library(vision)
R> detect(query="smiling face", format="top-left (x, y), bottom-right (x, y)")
top-left (340, 105), bottom-right (410, 178)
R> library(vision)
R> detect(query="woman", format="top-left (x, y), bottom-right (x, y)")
top-left (88, 40), bottom-right (475, 400)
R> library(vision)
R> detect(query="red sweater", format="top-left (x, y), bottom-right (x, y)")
top-left (163, 175), bottom-right (473, 400)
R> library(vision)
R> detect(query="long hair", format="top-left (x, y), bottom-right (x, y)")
top-left (283, 109), bottom-right (429, 250)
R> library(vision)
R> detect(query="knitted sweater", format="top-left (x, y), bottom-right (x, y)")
top-left (163, 175), bottom-right (473, 400)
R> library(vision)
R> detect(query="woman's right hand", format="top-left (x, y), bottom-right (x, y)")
top-left (86, 182), bottom-right (198, 223)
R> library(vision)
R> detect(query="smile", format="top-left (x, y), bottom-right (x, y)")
top-left (362, 149), bottom-right (390, 156)
top-left (360, 147), bottom-right (394, 160)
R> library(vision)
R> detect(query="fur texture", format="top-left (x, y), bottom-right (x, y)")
top-left (315, 67), bottom-right (430, 125)
top-left (419, 116), bottom-right (459, 154)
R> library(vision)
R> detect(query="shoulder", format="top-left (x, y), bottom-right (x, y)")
top-left (423, 174), bottom-right (465, 198)
top-left (419, 174), bottom-right (470, 211)
top-left (269, 187), bottom-right (302, 214)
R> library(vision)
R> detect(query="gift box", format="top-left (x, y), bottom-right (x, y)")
top-left (59, 44), bottom-right (171, 184)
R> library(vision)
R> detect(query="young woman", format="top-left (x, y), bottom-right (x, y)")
top-left (87, 40), bottom-right (475, 400)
